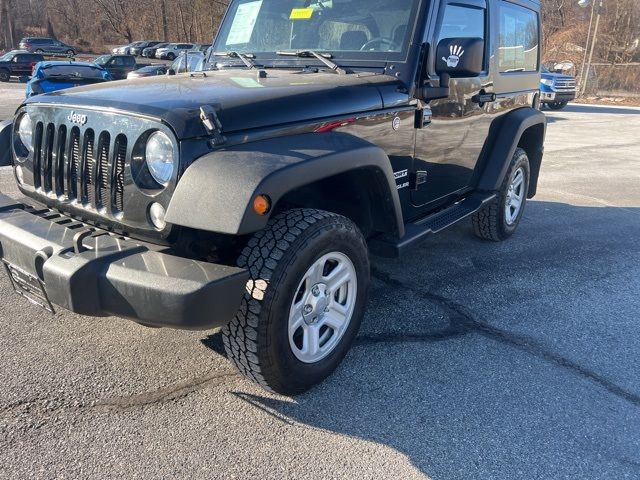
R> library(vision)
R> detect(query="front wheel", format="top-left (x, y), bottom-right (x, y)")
top-left (0, 69), bottom-right (9, 82)
top-left (222, 209), bottom-right (370, 395)
top-left (472, 148), bottom-right (530, 241)
top-left (166, 53), bottom-right (175, 61)
top-left (66, 50), bottom-right (75, 57)
top-left (547, 101), bottom-right (569, 111)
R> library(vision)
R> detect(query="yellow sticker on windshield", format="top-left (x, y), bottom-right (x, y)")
top-left (290, 8), bottom-right (314, 20)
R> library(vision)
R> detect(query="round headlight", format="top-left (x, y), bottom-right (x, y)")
top-left (18, 114), bottom-right (34, 152)
top-left (145, 131), bottom-right (175, 186)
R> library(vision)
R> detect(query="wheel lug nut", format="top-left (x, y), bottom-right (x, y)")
top-left (312, 286), bottom-right (320, 297)
top-left (304, 305), bottom-right (313, 314)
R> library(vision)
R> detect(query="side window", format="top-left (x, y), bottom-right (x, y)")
top-left (111, 57), bottom-right (124, 66)
top-left (437, 4), bottom-right (486, 43)
top-left (498, 1), bottom-right (539, 73)
top-left (14, 55), bottom-right (26, 63)
top-left (125, 57), bottom-right (135, 66)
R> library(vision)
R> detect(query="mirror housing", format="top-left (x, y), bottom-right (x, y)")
top-left (417, 37), bottom-right (484, 102)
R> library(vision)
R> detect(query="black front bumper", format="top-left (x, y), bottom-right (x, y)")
top-left (541, 91), bottom-right (577, 103)
top-left (0, 193), bottom-right (249, 330)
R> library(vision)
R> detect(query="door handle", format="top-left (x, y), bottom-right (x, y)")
top-left (472, 91), bottom-right (496, 105)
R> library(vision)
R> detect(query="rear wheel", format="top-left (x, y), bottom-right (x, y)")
top-left (66, 49), bottom-right (75, 57)
top-left (472, 148), bottom-right (530, 241)
top-left (222, 209), bottom-right (370, 395)
top-left (166, 53), bottom-right (176, 61)
top-left (547, 101), bottom-right (568, 110)
top-left (0, 69), bottom-right (9, 82)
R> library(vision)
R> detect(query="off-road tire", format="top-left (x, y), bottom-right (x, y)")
top-left (472, 148), bottom-right (530, 242)
top-left (222, 209), bottom-right (370, 395)
top-left (0, 69), bottom-right (9, 82)
top-left (547, 101), bottom-right (569, 111)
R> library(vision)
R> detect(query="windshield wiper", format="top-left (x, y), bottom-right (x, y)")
top-left (213, 51), bottom-right (257, 69)
top-left (276, 50), bottom-right (348, 75)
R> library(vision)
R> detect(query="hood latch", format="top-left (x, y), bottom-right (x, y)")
top-left (199, 105), bottom-right (226, 146)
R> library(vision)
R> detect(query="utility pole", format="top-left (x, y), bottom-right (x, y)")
top-left (581, 0), bottom-right (604, 97)
top-left (578, 0), bottom-right (596, 92)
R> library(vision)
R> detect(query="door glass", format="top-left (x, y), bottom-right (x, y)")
top-left (498, 2), bottom-right (539, 73)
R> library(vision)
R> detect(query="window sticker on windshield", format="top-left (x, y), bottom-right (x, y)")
top-left (290, 8), bottom-right (314, 20)
top-left (227, 0), bottom-right (263, 45)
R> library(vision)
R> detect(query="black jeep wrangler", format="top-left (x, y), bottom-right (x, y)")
top-left (0, 0), bottom-right (545, 395)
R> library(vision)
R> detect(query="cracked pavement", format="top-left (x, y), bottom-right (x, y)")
top-left (0, 97), bottom-right (639, 479)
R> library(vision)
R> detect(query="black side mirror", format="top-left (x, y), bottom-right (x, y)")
top-left (418, 37), bottom-right (484, 102)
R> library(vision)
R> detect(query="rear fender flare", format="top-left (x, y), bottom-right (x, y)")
top-left (166, 132), bottom-right (405, 237)
top-left (477, 107), bottom-right (547, 195)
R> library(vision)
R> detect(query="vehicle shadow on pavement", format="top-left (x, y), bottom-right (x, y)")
top-left (203, 201), bottom-right (640, 479)
top-left (563, 104), bottom-right (640, 115)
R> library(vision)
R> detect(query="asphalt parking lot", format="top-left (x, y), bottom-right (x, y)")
top-left (0, 82), bottom-right (639, 479)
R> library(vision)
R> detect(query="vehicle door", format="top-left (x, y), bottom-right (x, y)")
top-left (412, 0), bottom-right (494, 208)
top-left (12, 54), bottom-right (34, 76)
top-left (123, 56), bottom-right (136, 74)
top-left (107, 57), bottom-right (127, 79)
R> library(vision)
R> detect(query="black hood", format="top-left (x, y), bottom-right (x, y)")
top-left (25, 69), bottom-right (405, 139)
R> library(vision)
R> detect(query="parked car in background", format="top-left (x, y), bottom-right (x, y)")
top-left (128, 52), bottom-right (206, 79)
top-left (130, 41), bottom-right (163, 56)
top-left (26, 61), bottom-right (112, 97)
top-left (168, 51), bottom-right (206, 74)
top-left (0, 50), bottom-right (45, 82)
top-left (19, 37), bottom-right (76, 57)
top-left (141, 43), bottom-right (170, 58)
top-left (113, 42), bottom-right (145, 56)
top-left (540, 67), bottom-right (577, 111)
top-left (155, 43), bottom-right (196, 60)
top-left (94, 54), bottom-right (147, 80)
top-left (127, 64), bottom-right (168, 79)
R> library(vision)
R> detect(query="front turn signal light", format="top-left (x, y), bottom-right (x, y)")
top-left (253, 195), bottom-right (271, 216)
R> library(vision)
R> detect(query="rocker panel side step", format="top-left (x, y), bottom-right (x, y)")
top-left (369, 192), bottom-right (497, 258)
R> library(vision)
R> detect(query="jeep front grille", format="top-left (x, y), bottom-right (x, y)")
top-left (19, 105), bottom-right (177, 236)
top-left (32, 122), bottom-right (125, 215)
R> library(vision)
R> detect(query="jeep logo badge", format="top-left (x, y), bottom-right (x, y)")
top-left (67, 112), bottom-right (87, 126)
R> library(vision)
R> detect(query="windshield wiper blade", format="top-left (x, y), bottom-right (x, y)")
top-left (276, 50), bottom-right (348, 75)
top-left (213, 51), bottom-right (257, 69)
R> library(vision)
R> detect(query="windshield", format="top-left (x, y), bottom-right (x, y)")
top-left (0, 52), bottom-right (15, 62)
top-left (42, 65), bottom-right (106, 79)
top-left (213, 0), bottom-right (421, 64)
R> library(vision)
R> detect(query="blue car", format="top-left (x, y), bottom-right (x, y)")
top-left (540, 67), bottom-right (577, 111)
top-left (26, 61), bottom-right (113, 98)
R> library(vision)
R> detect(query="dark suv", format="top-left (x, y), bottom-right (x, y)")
top-left (0, 0), bottom-right (545, 395)
top-left (0, 50), bottom-right (45, 82)
top-left (19, 37), bottom-right (76, 57)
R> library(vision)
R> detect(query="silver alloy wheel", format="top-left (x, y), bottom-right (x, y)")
top-left (505, 167), bottom-right (526, 226)
top-left (288, 252), bottom-right (357, 364)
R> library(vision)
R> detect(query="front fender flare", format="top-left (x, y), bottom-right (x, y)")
top-left (0, 119), bottom-right (13, 167)
top-left (166, 132), bottom-right (405, 237)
